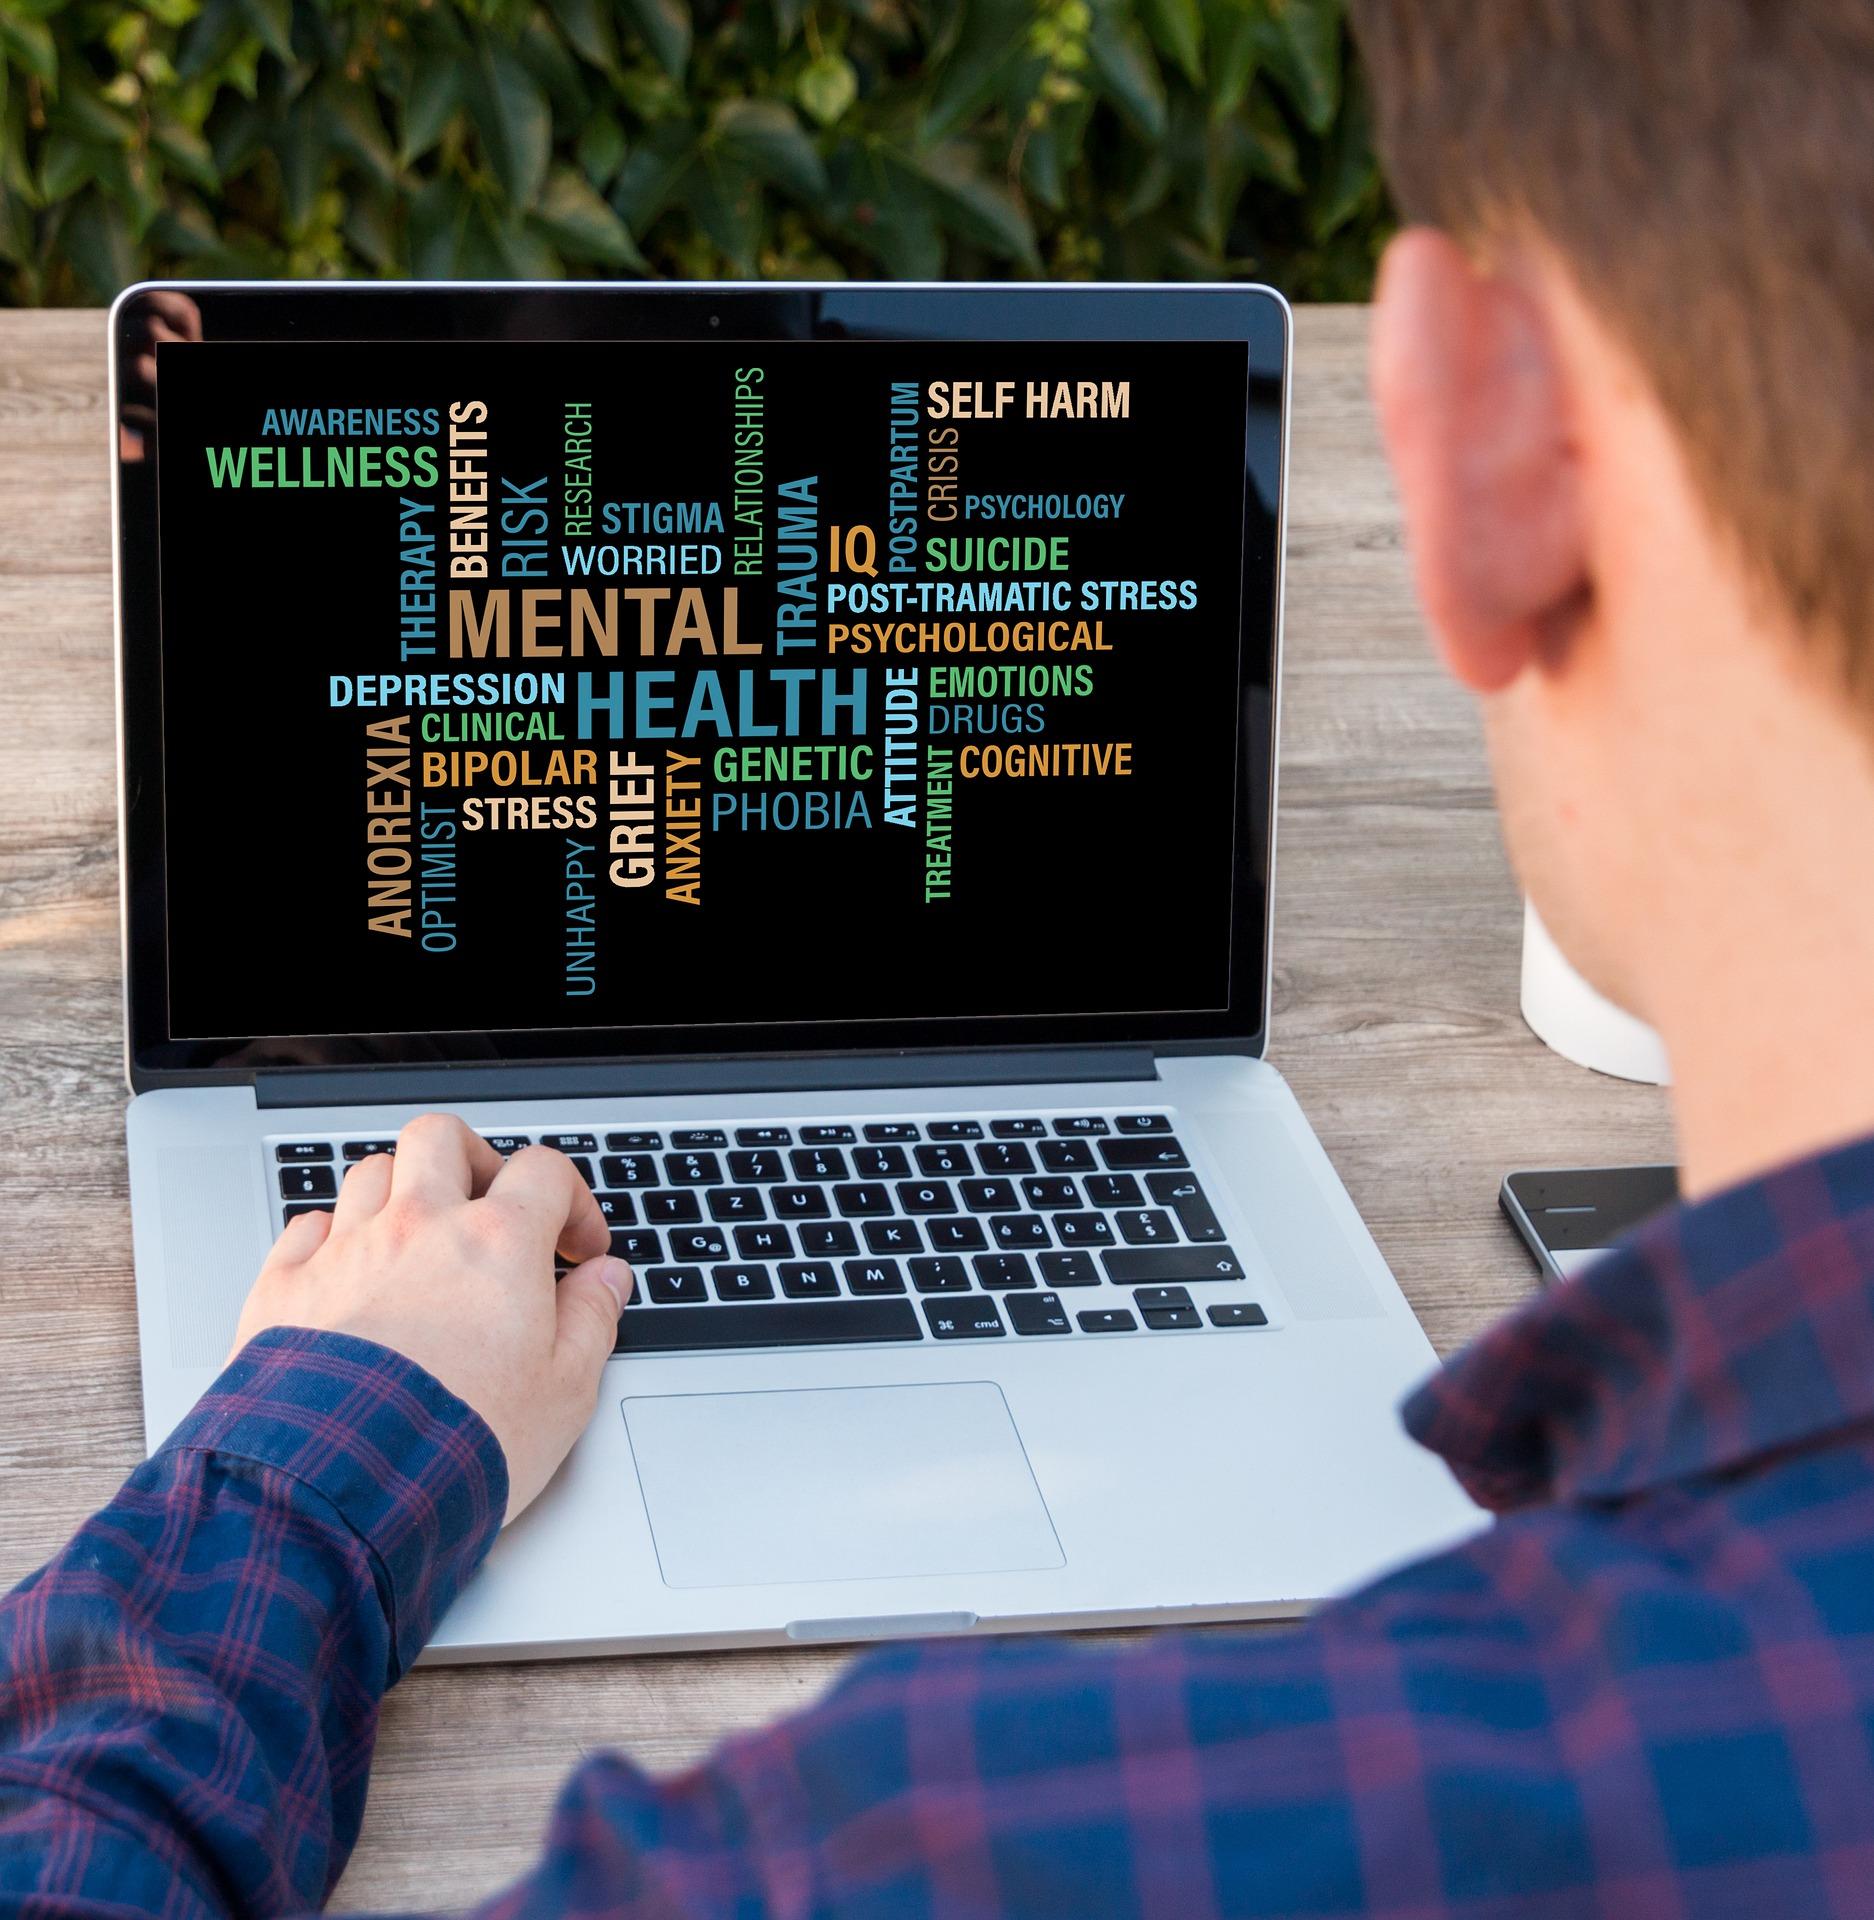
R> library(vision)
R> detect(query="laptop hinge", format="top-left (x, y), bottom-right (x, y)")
top-left (252, 1048), bottom-right (1160, 1110)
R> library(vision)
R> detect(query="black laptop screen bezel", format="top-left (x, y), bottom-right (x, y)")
top-left (112, 281), bottom-right (1286, 1088)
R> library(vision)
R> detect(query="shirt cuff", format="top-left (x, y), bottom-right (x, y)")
top-left (157, 1326), bottom-right (509, 1677)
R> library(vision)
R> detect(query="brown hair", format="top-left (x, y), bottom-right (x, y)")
top-left (1348, 1), bottom-right (1874, 698)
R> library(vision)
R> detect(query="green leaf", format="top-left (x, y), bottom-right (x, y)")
top-left (905, 144), bottom-right (1038, 269)
top-left (850, 147), bottom-right (942, 278)
top-left (1139, 0), bottom-right (1203, 89)
top-left (40, 133), bottom-right (93, 204)
top-left (236, 0), bottom-right (294, 65)
top-left (408, 175), bottom-right (473, 278)
top-left (1203, 0), bottom-right (1257, 117)
top-left (577, 113), bottom-right (628, 190)
top-left (1241, 88), bottom-right (1300, 192)
top-left (683, 148), bottom-right (762, 272)
top-left (175, 0), bottom-right (247, 86)
top-left (549, 0), bottom-right (622, 75)
top-left (1088, 17), bottom-right (1166, 142)
top-left (1261, 0), bottom-right (1341, 134)
top-left (152, 118), bottom-right (220, 193)
top-left (59, 191), bottom-right (135, 299)
top-left (611, 121), bottom-right (694, 229)
top-left (323, 86), bottom-right (396, 190)
top-left (474, 43), bottom-right (553, 208)
top-left (797, 53), bottom-right (858, 128)
top-left (771, 0), bottom-right (807, 48)
top-left (398, 53), bottom-right (463, 166)
top-left (533, 164), bottom-right (649, 269)
top-left (344, 184), bottom-right (399, 271)
top-left (621, 0), bottom-right (691, 82)
top-left (275, 95), bottom-right (323, 231)
top-left (921, 0), bottom-right (1036, 145)
top-left (710, 97), bottom-right (827, 201)
top-left (0, 12), bottom-right (57, 85)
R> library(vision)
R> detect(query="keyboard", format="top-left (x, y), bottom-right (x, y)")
top-left (270, 1111), bottom-right (1274, 1352)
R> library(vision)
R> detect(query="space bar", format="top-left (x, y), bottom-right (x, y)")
top-left (615, 1299), bottom-right (923, 1353)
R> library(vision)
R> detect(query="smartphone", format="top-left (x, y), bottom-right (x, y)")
top-left (1500, 1164), bottom-right (1679, 1283)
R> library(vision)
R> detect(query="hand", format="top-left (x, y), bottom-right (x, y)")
top-left (232, 1113), bottom-right (633, 1519)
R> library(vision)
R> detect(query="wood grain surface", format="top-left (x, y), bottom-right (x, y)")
top-left (0, 304), bottom-right (1675, 1908)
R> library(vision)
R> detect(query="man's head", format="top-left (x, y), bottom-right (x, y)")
top-left (1348, 2), bottom-right (1874, 1022)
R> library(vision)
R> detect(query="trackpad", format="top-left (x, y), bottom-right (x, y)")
top-left (623, 1382), bottom-right (1064, 1589)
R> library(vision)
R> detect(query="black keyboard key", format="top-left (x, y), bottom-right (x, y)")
top-left (976, 1141), bottom-right (1035, 1176)
top-left (482, 1133), bottom-right (531, 1156)
top-left (707, 1186), bottom-right (766, 1222)
top-left (1023, 1177), bottom-right (1079, 1209)
top-left (959, 1178), bottom-right (1020, 1213)
top-left (928, 1119), bottom-right (985, 1140)
top-left (671, 1226), bottom-right (730, 1261)
top-left (594, 1192), bottom-right (638, 1226)
top-left (853, 1145), bottom-right (911, 1179)
top-left (1135, 1285), bottom-right (1194, 1311)
top-left (864, 1122), bottom-right (921, 1142)
top-left (282, 1201), bottom-right (334, 1220)
top-left (798, 1220), bottom-right (859, 1256)
top-left (1007, 1291), bottom-right (1072, 1336)
top-left (1039, 1249), bottom-right (1101, 1287)
top-left (618, 1299), bottom-right (922, 1352)
top-left (1054, 1116), bottom-right (1109, 1136)
top-left (606, 1129), bottom-right (663, 1152)
top-left (1146, 1172), bottom-right (1226, 1243)
top-left (611, 1229), bottom-right (662, 1265)
top-left (1099, 1138), bottom-right (1190, 1172)
top-left (774, 1184), bottom-right (830, 1219)
top-left (542, 1132), bottom-right (598, 1153)
top-left (672, 1128), bottom-right (727, 1149)
top-left (1084, 1173), bottom-right (1144, 1208)
top-left (735, 1126), bottom-right (792, 1147)
top-left (1208, 1302), bottom-right (1269, 1328)
top-left (664, 1151), bottom-right (723, 1186)
top-left (1116, 1114), bottom-right (1174, 1134)
top-left (863, 1218), bottom-right (922, 1254)
top-left (843, 1258), bottom-right (906, 1296)
top-left (833, 1182), bottom-right (892, 1218)
top-left (342, 1139), bottom-right (396, 1160)
top-left (279, 1165), bottom-right (337, 1200)
top-left (928, 1216), bottom-right (988, 1252)
top-left (1116, 1209), bottom-right (1177, 1246)
top-left (909, 1255), bottom-right (971, 1293)
top-left (645, 1265), bottom-right (708, 1304)
top-left (712, 1264), bottom-right (775, 1301)
top-left (915, 1143), bottom-right (971, 1177)
top-left (735, 1222), bottom-right (794, 1260)
top-left (728, 1149), bottom-right (787, 1184)
top-left (276, 1141), bottom-right (333, 1162)
top-left (992, 1215), bottom-right (1051, 1249)
top-left (800, 1124), bottom-right (856, 1144)
top-left (779, 1261), bottom-right (840, 1298)
top-left (565, 1156), bottom-right (597, 1188)
top-left (973, 1253), bottom-right (1036, 1290)
top-left (601, 1154), bottom-right (659, 1188)
top-left (1144, 1306), bottom-right (1202, 1330)
top-left (644, 1190), bottom-right (703, 1225)
top-left (1078, 1308), bottom-right (1138, 1333)
top-left (1105, 1246), bottom-right (1247, 1285)
top-left (898, 1180), bottom-right (956, 1215)
top-left (1051, 1210), bottom-right (1114, 1247)
top-left (792, 1146), bottom-right (850, 1182)
top-left (1037, 1139), bottom-right (1097, 1173)
top-left (991, 1119), bottom-right (1047, 1139)
top-left (923, 1299), bottom-right (1006, 1339)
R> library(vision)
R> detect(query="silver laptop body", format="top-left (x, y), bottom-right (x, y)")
top-left (112, 280), bottom-right (1481, 1661)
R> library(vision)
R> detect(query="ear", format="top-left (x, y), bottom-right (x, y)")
top-left (1371, 228), bottom-right (1588, 692)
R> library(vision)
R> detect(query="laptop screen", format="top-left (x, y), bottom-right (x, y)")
top-left (118, 288), bottom-right (1282, 1075)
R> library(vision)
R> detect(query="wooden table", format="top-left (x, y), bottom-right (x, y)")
top-left (0, 306), bottom-right (1675, 1908)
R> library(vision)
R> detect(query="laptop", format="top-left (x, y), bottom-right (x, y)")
top-left (110, 280), bottom-right (1481, 1660)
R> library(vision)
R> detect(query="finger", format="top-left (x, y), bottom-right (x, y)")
top-left (266, 1206), bottom-right (333, 1270)
top-left (486, 1145), bottom-right (610, 1265)
top-left (332, 1149), bottom-right (395, 1230)
top-left (554, 1256), bottom-right (630, 1390)
top-left (390, 1111), bottom-right (502, 1209)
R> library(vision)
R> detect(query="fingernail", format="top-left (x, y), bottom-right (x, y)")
top-left (598, 1257), bottom-right (633, 1313)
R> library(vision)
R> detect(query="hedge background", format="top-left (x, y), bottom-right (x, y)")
top-left (0, 0), bottom-right (1387, 306)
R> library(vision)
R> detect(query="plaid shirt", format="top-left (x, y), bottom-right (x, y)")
top-left (9, 1140), bottom-right (1874, 1918)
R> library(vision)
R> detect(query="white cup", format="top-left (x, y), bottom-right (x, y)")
top-left (1520, 900), bottom-right (1670, 1084)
